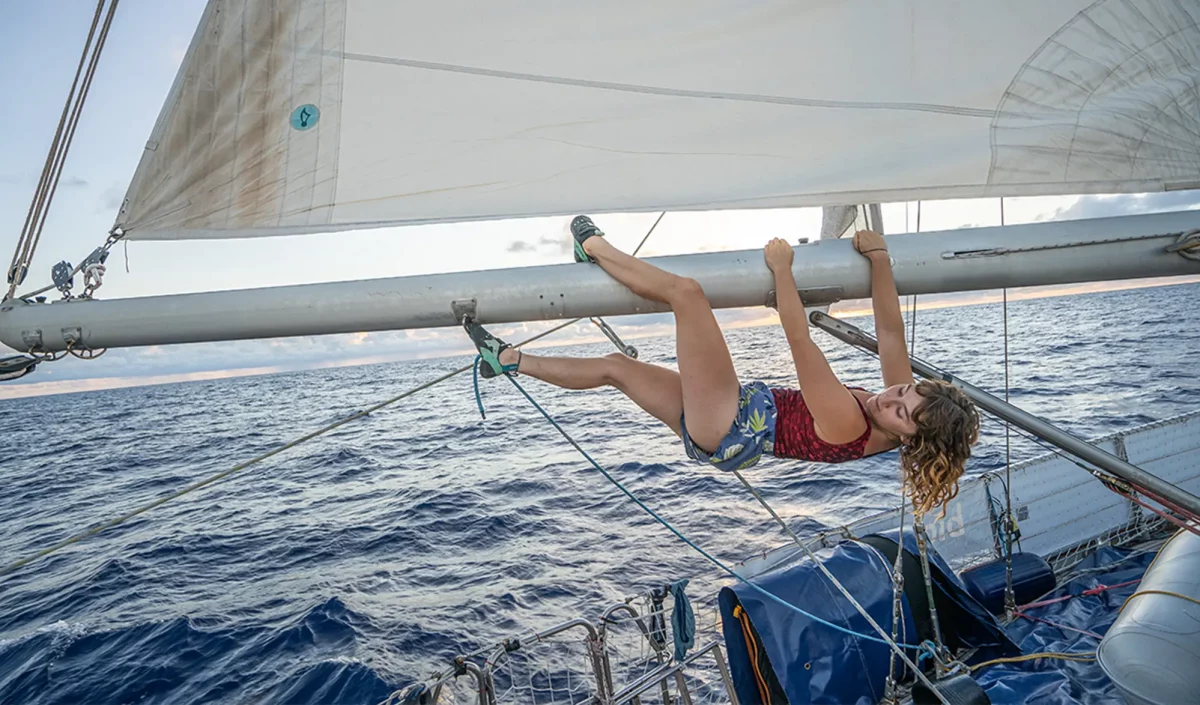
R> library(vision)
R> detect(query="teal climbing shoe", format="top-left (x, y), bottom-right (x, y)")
top-left (570, 215), bottom-right (605, 263)
top-left (464, 319), bottom-right (519, 378)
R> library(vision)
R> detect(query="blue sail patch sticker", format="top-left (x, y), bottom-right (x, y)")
top-left (290, 104), bottom-right (320, 131)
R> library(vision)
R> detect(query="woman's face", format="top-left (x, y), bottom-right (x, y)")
top-left (866, 383), bottom-right (923, 439)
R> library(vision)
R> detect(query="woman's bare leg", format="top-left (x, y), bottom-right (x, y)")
top-left (579, 236), bottom-right (740, 452)
top-left (500, 349), bottom-right (684, 435)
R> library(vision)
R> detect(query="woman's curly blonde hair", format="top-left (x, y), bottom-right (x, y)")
top-left (900, 380), bottom-right (980, 517)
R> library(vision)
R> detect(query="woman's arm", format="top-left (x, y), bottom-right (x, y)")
top-left (765, 238), bottom-right (868, 444)
top-left (853, 230), bottom-right (915, 387)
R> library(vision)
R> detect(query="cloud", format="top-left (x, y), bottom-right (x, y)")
top-left (538, 235), bottom-right (572, 255)
top-left (1052, 190), bottom-right (1200, 221)
top-left (506, 236), bottom-right (572, 256)
top-left (167, 36), bottom-right (189, 68)
top-left (0, 366), bottom-right (291, 400)
top-left (98, 184), bottom-right (126, 213)
top-left (0, 173), bottom-right (88, 188)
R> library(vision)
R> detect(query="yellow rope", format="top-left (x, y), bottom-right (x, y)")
top-left (970, 651), bottom-right (1097, 672)
top-left (1121, 589), bottom-right (1200, 613)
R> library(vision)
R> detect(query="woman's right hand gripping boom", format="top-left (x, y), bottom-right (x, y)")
top-left (764, 238), bottom-right (867, 445)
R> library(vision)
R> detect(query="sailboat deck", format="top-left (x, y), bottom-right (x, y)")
top-left (400, 411), bottom-right (1200, 704)
top-left (976, 542), bottom-right (1160, 705)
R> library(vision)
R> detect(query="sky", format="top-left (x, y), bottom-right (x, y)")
top-left (2, 0), bottom-right (1199, 400)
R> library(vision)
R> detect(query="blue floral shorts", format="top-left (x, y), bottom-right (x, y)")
top-left (681, 381), bottom-right (778, 472)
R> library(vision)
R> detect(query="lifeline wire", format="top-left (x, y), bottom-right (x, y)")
top-left (1000, 197), bottom-right (1017, 617)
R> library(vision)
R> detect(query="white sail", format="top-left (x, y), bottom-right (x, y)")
top-left (820, 206), bottom-right (861, 242)
top-left (119, 0), bottom-right (1200, 241)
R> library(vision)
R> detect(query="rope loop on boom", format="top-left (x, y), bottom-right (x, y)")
top-left (1168, 229), bottom-right (1200, 261)
top-left (83, 262), bottom-right (107, 297)
top-left (66, 340), bottom-right (107, 361)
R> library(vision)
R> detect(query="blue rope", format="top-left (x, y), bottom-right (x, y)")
top-left (472, 356), bottom-right (486, 419)
top-left (473, 356), bottom-right (920, 649)
top-left (918, 640), bottom-right (939, 669)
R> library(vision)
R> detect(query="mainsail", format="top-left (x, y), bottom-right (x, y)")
top-left (119, 0), bottom-right (1200, 241)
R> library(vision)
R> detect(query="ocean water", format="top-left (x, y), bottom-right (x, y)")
top-left (1, 282), bottom-right (1197, 705)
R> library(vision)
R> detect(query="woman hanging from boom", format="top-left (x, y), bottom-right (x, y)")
top-left (466, 216), bottom-right (980, 516)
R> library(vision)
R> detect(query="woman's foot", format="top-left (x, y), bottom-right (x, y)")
top-left (463, 320), bottom-right (521, 378)
top-left (571, 215), bottom-right (605, 263)
top-left (498, 347), bottom-right (521, 369)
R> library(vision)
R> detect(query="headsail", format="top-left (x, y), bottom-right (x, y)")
top-left (120, 0), bottom-right (1200, 241)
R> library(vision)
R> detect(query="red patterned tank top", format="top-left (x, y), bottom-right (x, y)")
top-left (770, 386), bottom-right (872, 463)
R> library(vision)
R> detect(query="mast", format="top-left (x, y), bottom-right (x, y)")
top-left (2, 211), bottom-right (1197, 353)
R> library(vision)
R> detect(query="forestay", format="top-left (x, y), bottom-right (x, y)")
top-left (119, 0), bottom-right (1200, 240)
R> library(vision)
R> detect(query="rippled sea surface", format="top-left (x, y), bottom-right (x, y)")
top-left (2, 282), bottom-right (1197, 704)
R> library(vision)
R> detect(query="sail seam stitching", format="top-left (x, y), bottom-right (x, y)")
top-left (337, 51), bottom-right (997, 118)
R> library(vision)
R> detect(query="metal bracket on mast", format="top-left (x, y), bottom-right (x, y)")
top-left (809, 310), bottom-right (1200, 518)
top-left (21, 329), bottom-right (43, 350)
top-left (451, 299), bottom-right (478, 324)
top-left (765, 285), bottom-right (844, 310)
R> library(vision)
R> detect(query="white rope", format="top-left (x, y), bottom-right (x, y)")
top-left (1173, 229), bottom-right (1200, 261)
top-left (83, 262), bottom-right (106, 296)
